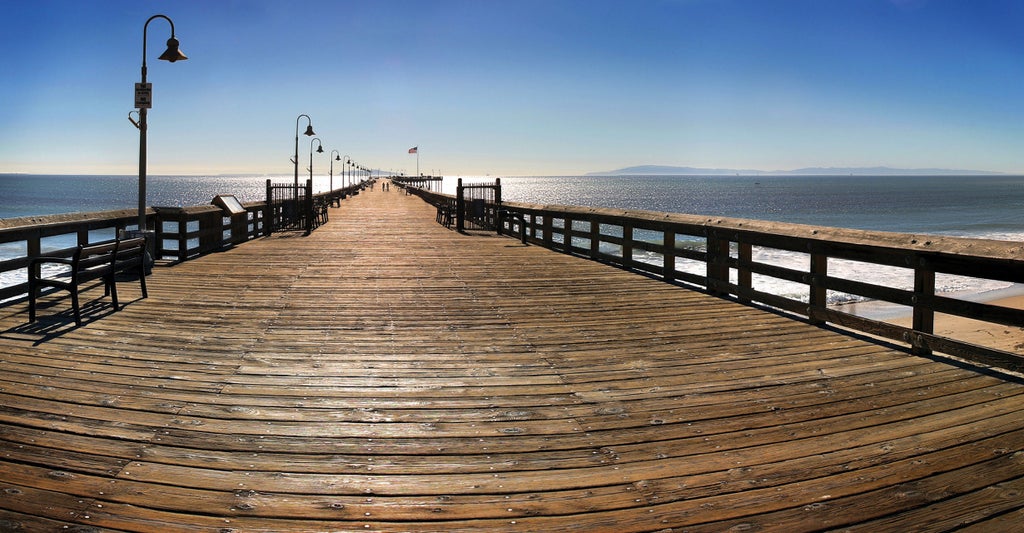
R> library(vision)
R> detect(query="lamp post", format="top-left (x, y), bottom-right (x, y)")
top-left (342, 156), bottom-right (351, 188)
top-left (309, 137), bottom-right (323, 184)
top-left (294, 114), bottom-right (315, 193)
top-left (329, 150), bottom-right (340, 192)
top-left (136, 14), bottom-right (186, 231)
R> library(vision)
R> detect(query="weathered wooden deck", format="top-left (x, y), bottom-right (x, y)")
top-left (2, 184), bottom-right (1024, 532)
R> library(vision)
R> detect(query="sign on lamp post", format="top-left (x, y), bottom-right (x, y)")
top-left (134, 83), bottom-right (152, 109)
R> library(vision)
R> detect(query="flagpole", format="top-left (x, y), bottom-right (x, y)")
top-left (409, 146), bottom-right (419, 176)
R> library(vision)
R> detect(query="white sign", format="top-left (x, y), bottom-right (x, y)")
top-left (135, 83), bottom-right (152, 109)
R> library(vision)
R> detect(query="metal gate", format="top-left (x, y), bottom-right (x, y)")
top-left (456, 178), bottom-right (501, 231)
top-left (266, 179), bottom-right (313, 233)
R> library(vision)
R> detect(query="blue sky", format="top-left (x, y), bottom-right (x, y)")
top-left (1, 0), bottom-right (1022, 176)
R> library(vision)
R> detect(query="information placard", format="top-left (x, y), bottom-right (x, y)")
top-left (213, 195), bottom-right (246, 215)
top-left (135, 83), bottom-right (152, 109)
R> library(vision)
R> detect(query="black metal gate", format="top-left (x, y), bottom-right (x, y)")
top-left (456, 178), bottom-right (501, 231)
top-left (266, 179), bottom-right (313, 234)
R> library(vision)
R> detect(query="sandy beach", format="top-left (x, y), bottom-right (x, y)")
top-left (887, 294), bottom-right (1024, 355)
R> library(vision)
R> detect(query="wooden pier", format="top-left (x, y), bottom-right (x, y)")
top-left (2, 185), bottom-right (1024, 531)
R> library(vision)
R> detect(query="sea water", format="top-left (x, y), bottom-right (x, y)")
top-left (0, 174), bottom-right (292, 220)
top-left (2, 173), bottom-right (1023, 305)
top-left (450, 175), bottom-right (1024, 305)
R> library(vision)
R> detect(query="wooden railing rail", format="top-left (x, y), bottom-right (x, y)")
top-left (2, 185), bottom-right (364, 302)
top-left (153, 201), bottom-right (268, 262)
top-left (0, 209), bottom-right (141, 302)
top-left (400, 185), bottom-right (1024, 372)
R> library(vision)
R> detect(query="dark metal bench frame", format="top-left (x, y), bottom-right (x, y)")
top-left (28, 237), bottom-right (149, 326)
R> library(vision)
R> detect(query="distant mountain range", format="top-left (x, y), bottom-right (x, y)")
top-left (585, 165), bottom-right (1004, 176)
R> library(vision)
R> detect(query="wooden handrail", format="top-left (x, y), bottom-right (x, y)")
top-left (513, 201), bottom-right (1024, 370)
top-left (1, 203), bottom-right (268, 300)
top-left (400, 185), bottom-right (1024, 372)
top-left (1, 184), bottom-right (366, 302)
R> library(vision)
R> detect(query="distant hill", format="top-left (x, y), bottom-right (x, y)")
top-left (586, 165), bottom-right (1004, 176)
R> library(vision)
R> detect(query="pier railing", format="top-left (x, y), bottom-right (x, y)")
top-left (0, 186), bottom-right (359, 302)
top-left (403, 185), bottom-right (1024, 372)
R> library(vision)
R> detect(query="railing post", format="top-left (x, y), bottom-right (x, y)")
top-left (622, 224), bottom-right (633, 267)
top-left (27, 230), bottom-right (41, 282)
top-left (229, 212), bottom-right (248, 245)
top-left (809, 252), bottom-right (827, 324)
top-left (737, 240), bottom-right (752, 303)
top-left (304, 178), bottom-right (314, 235)
top-left (154, 211), bottom-right (165, 260)
top-left (663, 230), bottom-right (676, 282)
top-left (543, 215), bottom-right (553, 248)
top-left (590, 219), bottom-right (600, 259)
top-left (456, 178), bottom-right (465, 232)
top-left (563, 217), bottom-right (573, 252)
top-left (705, 230), bottom-right (730, 295)
top-left (494, 178), bottom-right (502, 234)
top-left (199, 210), bottom-right (221, 254)
top-left (912, 261), bottom-right (936, 356)
top-left (265, 179), bottom-right (274, 236)
top-left (177, 214), bottom-right (188, 262)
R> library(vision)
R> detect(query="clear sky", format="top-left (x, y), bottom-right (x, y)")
top-left (1, 0), bottom-right (1022, 177)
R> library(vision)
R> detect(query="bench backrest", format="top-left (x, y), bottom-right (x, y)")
top-left (113, 237), bottom-right (147, 271)
top-left (72, 241), bottom-right (118, 282)
top-left (69, 237), bottom-right (146, 281)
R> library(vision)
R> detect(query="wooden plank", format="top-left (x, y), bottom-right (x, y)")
top-left (1, 182), bottom-right (1023, 531)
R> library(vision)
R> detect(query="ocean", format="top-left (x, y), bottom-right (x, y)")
top-left (2, 173), bottom-right (1023, 306)
top-left (466, 175), bottom-right (1024, 306)
top-left (0, 174), bottom-right (295, 220)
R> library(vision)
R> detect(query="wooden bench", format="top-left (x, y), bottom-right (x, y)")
top-left (436, 201), bottom-right (455, 228)
top-left (28, 237), bottom-right (149, 326)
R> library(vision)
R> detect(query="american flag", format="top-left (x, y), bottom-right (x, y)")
top-left (408, 146), bottom-right (418, 154)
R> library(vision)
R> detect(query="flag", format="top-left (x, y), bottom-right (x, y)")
top-left (408, 147), bottom-right (418, 154)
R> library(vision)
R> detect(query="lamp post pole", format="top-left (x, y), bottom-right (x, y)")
top-left (330, 150), bottom-right (340, 192)
top-left (137, 14), bottom-right (186, 231)
top-left (294, 114), bottom-right (315, 195)
top-left (342, 156), bottom-right (351, 188)
top-left (309, 137), bottom-right (323, 184)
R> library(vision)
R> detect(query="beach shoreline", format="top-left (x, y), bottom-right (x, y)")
top-left (832, 285), bottom-right (1024, 355)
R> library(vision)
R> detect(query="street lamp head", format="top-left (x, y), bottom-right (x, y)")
top-left (303, 125), bottom-right (316, 136)
top-left (158, 36), bottom-right (187, 62)
top-left (316, 145), bottom-right (324, 153)
top-left (335, 154), bottom-right (341, 161)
